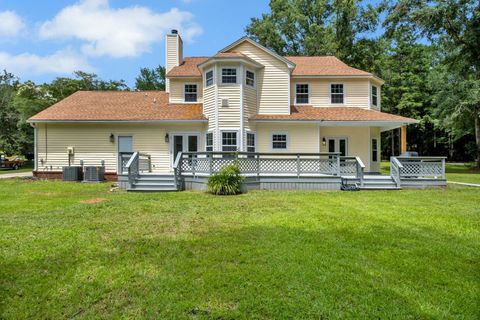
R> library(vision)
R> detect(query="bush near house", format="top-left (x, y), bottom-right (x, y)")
top-left (207, 163), bottom-right (245, 195)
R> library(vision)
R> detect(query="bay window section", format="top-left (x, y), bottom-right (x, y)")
top-left (372, 85), bottom-right (378, 107)
top-left (206, 132), bottom-right (213, 152)
top-left (222, 131), bottom-right (238, 151)
top-left (221, 68), bottom-right (237, 84)
top-left (246, 70), bottom-right (255, 87)
top-left (205, 70), bottom-right (214, 87)
top-left (247, 132), bottom-right (256, 152)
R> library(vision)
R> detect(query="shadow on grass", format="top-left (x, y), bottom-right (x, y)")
top-left (1, 220), bottom-right (478, 319)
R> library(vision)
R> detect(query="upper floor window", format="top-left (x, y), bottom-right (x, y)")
top-left (247, 132), bottom-right (256, 152)
top-left (272, 133), bottom-right (287, 150)
top-left (205, 70), bottom-right (214, 87)
top-left (330, 84), bottom-right (344, 104)
top-left (295, 84), bottom-right (309, 104)
top-left (222, 131), bottom-right (237, 151)
top-left (246, 70), bottom-right (255, 87)
top-left (372, 85), bottom-right (378, 106)
top-left (372, 138), bottom-right (378, 162)
top-left (184, 84), bottom-right (197, 102)
top-left (206, 132), bottom-right (213, 151)
top-left (222, 68), bottom-right (237, 84)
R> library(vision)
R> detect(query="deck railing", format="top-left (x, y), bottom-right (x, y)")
top-left (174, 152), bottom-right (364, 182)
top-left (125, 152), bottom-right (152, 184)
top-left (390, 156), bottom-right (446, 187)
top-left (390, 156), bottom-right (403, 188)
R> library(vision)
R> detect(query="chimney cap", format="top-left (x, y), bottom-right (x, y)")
top-left (171, 29), bottom-right (178, 35)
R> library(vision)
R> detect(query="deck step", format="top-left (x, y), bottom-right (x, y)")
top-left (359, 186), bottom-right (401, 190)
top-left (128, 174), bottom-right (178, 192)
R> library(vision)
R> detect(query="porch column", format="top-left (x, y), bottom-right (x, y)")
top-left (400, 125), bottom-right (407, 154)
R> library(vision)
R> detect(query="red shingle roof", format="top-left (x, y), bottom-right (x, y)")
top-left (286, 56), bottom-right (372, 77)
top-left (28, 91), bottom-right (206, 122)
top-left (251, 106), bottom-right (417, 122)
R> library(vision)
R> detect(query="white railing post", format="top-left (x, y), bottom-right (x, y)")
top-left (441, 158), bottom-right (446, 179)
top-left (336, 155), bottom-right (340, 176)
top-left (296, 154), bottom-right (300, 178)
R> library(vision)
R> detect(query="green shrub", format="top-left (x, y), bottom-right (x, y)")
top-left (207, 163), bottom-right (245, 195)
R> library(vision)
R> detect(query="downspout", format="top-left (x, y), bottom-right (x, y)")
top-left (239, 64), bottom-right (244, 151)
top-left (214, 65), bottom-right (219, 151)
top-left (30, 123), bottom-right (38, 171)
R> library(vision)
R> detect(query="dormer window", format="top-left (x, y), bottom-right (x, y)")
top-left (184, 84), bottom-right (197, 102)
top-left (221, 68), bottom-right (237, 84)
top-left (331, 84), bottom-right (344, 104)
top-left (372, 85), bottom-right (378, 106)
top-left (246, 70), bottom-right (255, 87)
top-left (295, 84), bottom-right (309, 104)
top-left (205, 69), bottom-right (214, 87)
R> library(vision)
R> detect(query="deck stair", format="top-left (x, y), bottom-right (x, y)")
top-left (127, 173), bottom-right (178, 192)
top-left (359, 175), bottom-right (400, 190)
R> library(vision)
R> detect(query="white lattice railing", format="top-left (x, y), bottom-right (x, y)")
top-left (390, 156), bottom-right (446, 185)
top-left (125, 152), bottom-right (152, 185)
top-left (175, 152), bottom-right (345, 178)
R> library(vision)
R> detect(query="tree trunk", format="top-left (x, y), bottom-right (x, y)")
top-left (475, 111), bottom-right (480, 168)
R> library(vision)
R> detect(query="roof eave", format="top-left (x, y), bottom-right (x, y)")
top-left (27, 119), bottom-right (208, 124)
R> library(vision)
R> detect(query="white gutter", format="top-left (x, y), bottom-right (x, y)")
top-left (28, 120), bottom-right (208, 124)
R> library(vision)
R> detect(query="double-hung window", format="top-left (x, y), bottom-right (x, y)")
top-left (184, 84), bottom-right (197, 102)
top-left (205, 70), bottom-right (214, 87)
top-left (372, 138), bottom-right (378, 162)
top-left (372, 85), bottom-right (378, 107)
top-left (222, 131), bottom-right (237, 151)
top-left (331, 84), bottom-right (344, 104)
top-left (246, 132), bottom-right (255, 153)
top-left (221, 68), bottom-right (237, 84)
top-left (272, 133), bottom-right (287, 150)
top-left (205, 132), bottom-right (213, 151)
top-left (295, 84), bottom-right (309, 104)
top-left (246, 70), bottom-right (255, 87)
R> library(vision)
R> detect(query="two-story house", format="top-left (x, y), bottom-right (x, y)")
top-left (29, 30), bottom-right (423, 190)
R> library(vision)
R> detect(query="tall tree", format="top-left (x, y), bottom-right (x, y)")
top-left (385, 0), bottom-right (480, 166)
top-left (245, 0), bottom-right (380, 63)
top-left (0, 71), bottom-right (21, 154)
top-left (135, 65), bottom-right (166, 90)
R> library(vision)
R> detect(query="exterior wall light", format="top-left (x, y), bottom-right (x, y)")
top-left (322, 137), bottom-right (326, 146)
top-left (109, 133), bottom-right (115, 143)
top-left (165, 133), bottom-right (169, 143)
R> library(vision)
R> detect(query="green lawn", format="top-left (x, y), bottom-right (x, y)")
top-left (0, 180), bottom-right (479, 319)
top-left (381, 161), bottom-right (480, 184)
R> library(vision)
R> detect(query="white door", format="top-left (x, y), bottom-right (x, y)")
top-left (171, 134), bottom-right (199, 167)
top-left (327, 138), bottom-right (347, 156)
top-left (118, 136), bottom-right (133, 173)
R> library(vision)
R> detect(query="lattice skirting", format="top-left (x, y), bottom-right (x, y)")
top-left (182, 176), bottom-right (342, 191)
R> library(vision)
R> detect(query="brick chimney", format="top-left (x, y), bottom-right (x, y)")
top-left (165, 29), bottom-right (183, 93)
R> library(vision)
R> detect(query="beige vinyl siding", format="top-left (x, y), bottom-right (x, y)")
top-left (320, 126), bottom-right (376, 171)
top-left (256, 123), bottom-right (319, 153)
top-left (165, 34), bottom-right (180, 93)
top-left (203, 85), bottom-right (216, 131)
top-left (217, 85), bottom-right (241, 128)
top-left (169, 79), bottom-right (203, 104)
top-left (291, 78), bottom-right (370, 108)
top-left (243, 86), bottom-right (257, 132)
top-left (230, 41), bottom-right (290, 115)
top-left (36, 123), bottom-right (205, 173)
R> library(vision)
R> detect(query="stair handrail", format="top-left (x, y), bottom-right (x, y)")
top-left (126, 152), bottom-right (140, 185)
top-left (172, 152), bottom-right (183, 190)
top-left (390, 156), bottom-right (403, 188)
top-left (355, 156), bottom-right (365, 187)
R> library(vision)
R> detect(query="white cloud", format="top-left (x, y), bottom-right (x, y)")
top-left (0, 11), bottom-right (25, 37)
top-left (0, 48), bottom-right (94, 77)
top-left (38, 0), bottom-right (203, 58)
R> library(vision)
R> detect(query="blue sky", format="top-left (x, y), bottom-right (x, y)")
top-left (0, 0), bottom-right (270, 86)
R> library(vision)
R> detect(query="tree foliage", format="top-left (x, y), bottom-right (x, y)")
top-left (135, 65), bottom-right (166, 90)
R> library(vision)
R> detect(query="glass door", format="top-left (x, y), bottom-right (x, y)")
top-left (327, 138), bottom-right (347, 156)
top-left (171, 134), bottom-right (199, 167)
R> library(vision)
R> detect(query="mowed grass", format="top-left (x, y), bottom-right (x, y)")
top-left (0, 179), bottom-right (479, 319)
top-left (381, 161), bottom-right (480, 184)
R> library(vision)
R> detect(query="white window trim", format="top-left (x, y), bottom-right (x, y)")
top-left (325, 136), bottom-right (348, 156)
top-left (245, 69), bottom-right (255, 88)
top-left (270, 131), bottom-right (289, 151)
top-left (220, 67), bottom-right (238, 85)
top-left (205, 69), bottom-right (214, 88)
top-left (371, 138), bottom-right (379, 162)
top-left (246, 130), bottom-right (256, 152)
top-left (330, 83), bottom-right (346, 105)
top-left (294, 83), bottom-right (310, 105)
top-left (205, 130), bottom-right (214, 152)
top-left (372, 85), bottom-right (378, 107)
top-left (183, 83), bottom-right (198, 103)
top-left (220, 129), bottom-right (239, 151)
